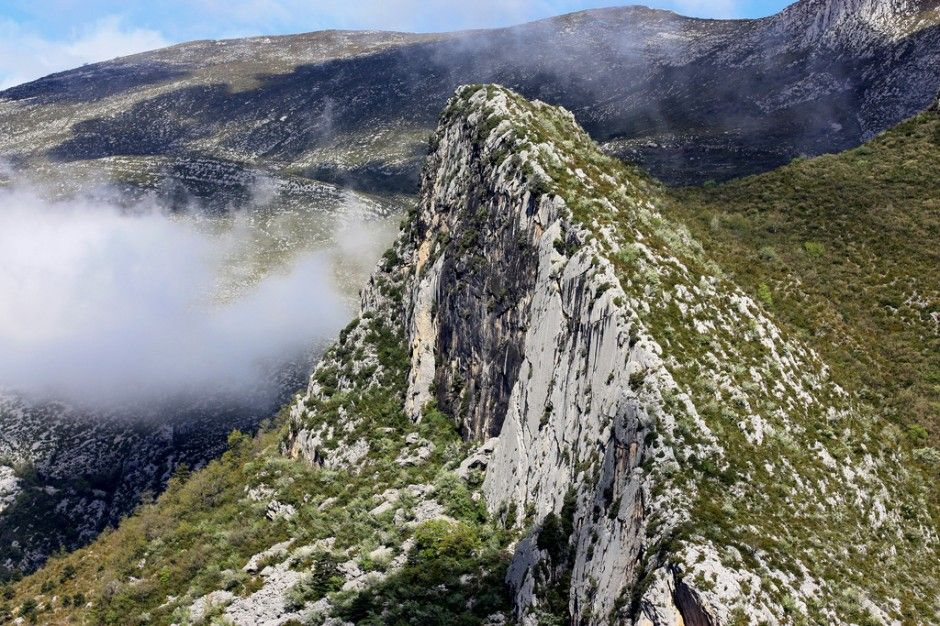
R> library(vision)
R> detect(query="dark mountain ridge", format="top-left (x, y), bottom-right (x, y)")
top-left (1, 1), bottom-right (938, 192)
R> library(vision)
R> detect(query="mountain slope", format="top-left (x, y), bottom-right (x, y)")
top-left (668, 98), bottom-right (940, 446)
top-left (3, 0), bottom-right (940, 579)
top-left (0, 177), bottom-right (400, 578)
top-left (1, 1), bottom-right (939, 193)
top-left (5, 85), bottom-right (936, 626)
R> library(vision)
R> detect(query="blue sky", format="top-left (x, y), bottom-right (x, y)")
top-left (0, 0), bottom-right (794, 88)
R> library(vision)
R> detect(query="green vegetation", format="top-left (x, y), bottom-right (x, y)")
top-left (3, 85), bottom-right (938, 624)
top-left (669, 110), bottom-right (940, 446)
top-left (333, 518), bottom-right (509, 625)
top-left (0, 460), bottom-right (104, 583)
top-left (448, 85), bottom-right (938, 621)
top-left (0, 262), bottom-right (513, 624)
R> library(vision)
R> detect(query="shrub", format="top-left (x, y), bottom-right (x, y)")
top-left (285, 554), bottom-right (343, 611)
top-left (536, 513), bottom-right (568, 563)
top-left (757, 283), bottom-right (774, 308)
top-left (615, 244), bottom-right (641, 266)
top-left (411, 520), bottom-right (479, 567)
top-left (434, 473), bottom-right (485, 523)
top-left (59, 563), bottom-right (76, 583)
top-left (18, 598), bottom-right (36, 621)
top-left (913, 447), bottom-right (939, 466)
top-left (907, 424), bottom-right (929, 444)
top-left (802, 241), bottom-right (825, 257)
top-left (758, 246), bottom-right (778, 262)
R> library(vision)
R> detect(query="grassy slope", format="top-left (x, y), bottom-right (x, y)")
top-left (667, 110), bottom-right (940, 445)
top-left (0, 278), bottom-right (513, 625)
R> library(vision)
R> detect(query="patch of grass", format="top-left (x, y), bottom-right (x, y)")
top-left (670, 110), bottom-right (940, 444)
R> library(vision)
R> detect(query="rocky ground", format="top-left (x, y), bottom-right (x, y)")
top-left (2, 82), bottom-right (937, 626)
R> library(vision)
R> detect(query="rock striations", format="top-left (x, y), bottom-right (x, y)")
top-left (287, 85), bottom-right (939, 624)
top-left (773, 0), bottom-right (938, 45)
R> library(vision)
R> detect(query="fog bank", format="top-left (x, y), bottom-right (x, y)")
top-left (0, 183), bottom-right (383, 409)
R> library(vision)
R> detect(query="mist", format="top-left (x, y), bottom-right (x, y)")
top-left (0, 182), bottom-right (387, 411)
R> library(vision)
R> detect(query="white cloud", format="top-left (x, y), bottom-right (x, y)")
top-left (0, 183), bottom-right (359, 408)
top-left (0, 16), bottom-right (169, 90)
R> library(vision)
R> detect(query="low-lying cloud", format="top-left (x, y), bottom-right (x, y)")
top-left (0, 183), bottom-right (365, 410)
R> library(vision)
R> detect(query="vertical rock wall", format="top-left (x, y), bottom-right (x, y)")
top-left (400, 87), bottom-right (690, 624)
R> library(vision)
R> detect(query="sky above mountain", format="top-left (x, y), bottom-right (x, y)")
top-left (0, 1), bottom-right (793, 89)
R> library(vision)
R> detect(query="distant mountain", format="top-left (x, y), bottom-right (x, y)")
top-left (0, 0), bottom-right (938, 192)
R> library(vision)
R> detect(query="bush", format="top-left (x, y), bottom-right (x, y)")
top-left (536, 513), bottom-right (569, 563)
top-left (758, 246), bottom-right (778, 262)
top-left (757, 283), bottom-right (774, 307)
top-left (907, 424), bottom-right (929, 444)
top-left (18, 598), bottom-right (36, 620)
top-left (802, 240), bottom-right (825, 257)
top-left (411, 520), bottom-right (479, 567)
top-left (286, 554), bottom-right (343, 611)
top-left (59, 563), bottom-right (76, 583)
top-left (913, 447), bottom-right (939, 466)
top-left (434, 473), bottom-right (485, 523)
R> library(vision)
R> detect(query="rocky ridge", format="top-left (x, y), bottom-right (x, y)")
top-left (3, 0), bottom-right (940, 578)
top-left (286, 85), bottom-right (938, 624)
top-left (2, 83), bottom-right (937, 626)
top-left (774, 0), bottom-right (940, 45)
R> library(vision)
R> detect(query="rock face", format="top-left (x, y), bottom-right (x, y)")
top-left (0, 467), bottom-right (19, 515)
top-left (397, 86), bottom-right (707, 624)
top-left (775, 0), bottom-right (940, 45)
top-left (291, 85), bottom-right (939, 623)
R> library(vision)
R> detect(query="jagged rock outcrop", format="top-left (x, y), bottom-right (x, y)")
top-left (290, 85), bottom-right (939, 624)
top-left (0, 466), bottom-right (19, 515)
top-left (774, 0), bottom-right (940, 46)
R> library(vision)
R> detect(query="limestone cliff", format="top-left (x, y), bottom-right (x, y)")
top-left (288, 85), bottom-right (939, 625)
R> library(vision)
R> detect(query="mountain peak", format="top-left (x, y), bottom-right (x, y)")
top-left (778, 0), bottom-right (940, 46)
